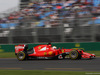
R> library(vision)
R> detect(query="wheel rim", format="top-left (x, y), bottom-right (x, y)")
top-left (18, 53), bottom-right (25, 59)
top-left (71, 51), bottom-right (77, 58)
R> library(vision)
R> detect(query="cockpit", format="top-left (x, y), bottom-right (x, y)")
top-left (52, 46), bottom-right (57, 49)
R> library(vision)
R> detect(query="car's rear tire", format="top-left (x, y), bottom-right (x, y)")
top-left (69, 50), bottom-right (81, 60)
top-left (17, 51), bottom-right (27, 61)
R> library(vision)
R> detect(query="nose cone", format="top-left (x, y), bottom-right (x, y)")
top-left (90, 54), bottom-right (96, 58)
top-left (92, 54), bottom-right (96, 57)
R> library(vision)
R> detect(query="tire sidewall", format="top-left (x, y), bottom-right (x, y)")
top-left (17, 51), bottom-right (26, 61)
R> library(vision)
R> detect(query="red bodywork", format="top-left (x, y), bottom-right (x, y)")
top-left (15, 44), bottom-right (95, 59)
top-left (15, 45), bottom-right (25, 54)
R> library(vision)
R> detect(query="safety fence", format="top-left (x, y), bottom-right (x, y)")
top-left (1, 17), bottom-right (100, 44)
top-left (0, 42), bottom-right (100, 52)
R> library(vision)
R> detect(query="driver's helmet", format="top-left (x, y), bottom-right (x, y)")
top-left (52, 46), bottom-right (57, 49)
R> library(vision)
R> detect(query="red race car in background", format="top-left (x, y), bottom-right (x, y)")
top-left (15, 43), bottom-right (96, 61)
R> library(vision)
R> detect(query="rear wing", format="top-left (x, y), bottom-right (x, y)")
top-left (15, 44), bottom-right (26, 54)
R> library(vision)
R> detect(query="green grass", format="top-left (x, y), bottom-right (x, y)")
top-left (0, 70), bottom-right (100, 75)
top-left (87, 51), bottom-right (100, 56)
top-left (0, 52), bottom-right (16, 58)
top-left (0, 51), bottom-right (100, 58)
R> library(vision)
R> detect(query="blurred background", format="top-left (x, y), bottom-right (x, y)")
top-left (0, 0), bottom-right (100, 44)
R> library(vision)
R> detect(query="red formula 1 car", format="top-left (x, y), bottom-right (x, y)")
top-left (15, 43), bottom-right (96, 61)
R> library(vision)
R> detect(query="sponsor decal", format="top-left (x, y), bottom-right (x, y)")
top-left (62, 50), bottom-right (64, 53)
top-left (44, 52), bottom-right (47, 55)
top-left (58, 55), bottom-right (63, 59)
top-left (49, 51), bottom-right (53, 55)
top-left (75, 43), bottom-right (80, 47)
top-left (15, 46), bottom-right (24, 50)
top-left (38, 57), bottom-right (47, 59)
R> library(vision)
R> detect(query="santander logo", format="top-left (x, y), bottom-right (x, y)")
top-left (15, 46), bottom-right (24, 50)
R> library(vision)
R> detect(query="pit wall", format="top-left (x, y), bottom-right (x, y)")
top-left (0, 42), bottom-right (100, 52)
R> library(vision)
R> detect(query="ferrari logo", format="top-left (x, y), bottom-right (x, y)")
top-left (38, 47), bottom-right (41, 50)
top-left (44, 52), bottom-right (47, 55)
top-left (62, 50), bottom-right (64, 53)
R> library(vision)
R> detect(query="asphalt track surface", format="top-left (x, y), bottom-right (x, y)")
top-left (0, 58), bottom-right (100, 71)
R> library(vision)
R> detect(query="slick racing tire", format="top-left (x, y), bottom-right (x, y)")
top-left (17, 51), bottom-right (27, 61)
top-left (69, 50), bottom-right (81, 60)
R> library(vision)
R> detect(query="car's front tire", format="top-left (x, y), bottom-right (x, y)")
top-left (69, 50), bottom-right (81, 60)
top-left (17, 51), bottom-right (27, 61)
